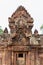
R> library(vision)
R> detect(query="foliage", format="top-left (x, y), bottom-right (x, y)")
top-left (0, 26), bottom-right (3, 35)
top-left (40, 24), bottom-right (43, 29)
top-left (40, 24), bottom-right (43, 34)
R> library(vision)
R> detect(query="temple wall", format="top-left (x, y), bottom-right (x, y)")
top-left (39, 53), bottom-right (43, 65)
top-left (5, 50), bottom-right (12, 65)
top-left (0, 48), bottom-right (43, 65)
top-left (35, 50), bottom-right (40, 65)
top-left (0, 48), bottom-right (12, 65)
top-left (30, 50), bottom-right (35, 65)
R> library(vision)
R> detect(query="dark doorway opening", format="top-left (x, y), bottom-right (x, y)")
top-left (18, 54), bottom-right (23, 57)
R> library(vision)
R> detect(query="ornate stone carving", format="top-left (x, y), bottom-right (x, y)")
top-left (0, 33), bottom-right (12, 47)
top-left (12, 46), bottom-right (29, 51)
top-left (30, 36), bottom-right (39, 45)
top-left (8, 6), bottom-right (34, 45)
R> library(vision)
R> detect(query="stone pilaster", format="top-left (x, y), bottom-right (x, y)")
top-left (26, 52), bottom-right (31, 65)
top-left (36, 49), bottom-right (40, 65)
top-left (2, 49), bottom-right (6, 65)
top-left (30, 50), bottom-right (35, 65)
top-left (13, 52), bottom-right (16, 65)
top-left (12, 51), bottom-right (14, 65)
top-left (5, 50), bottom-right (12, 65)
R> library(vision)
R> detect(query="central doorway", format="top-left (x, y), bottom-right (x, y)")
top-left (16, 53), bottom-right (26, 65)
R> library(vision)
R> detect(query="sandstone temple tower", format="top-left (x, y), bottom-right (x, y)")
top-left (0, 6), bottom-right (43, 65)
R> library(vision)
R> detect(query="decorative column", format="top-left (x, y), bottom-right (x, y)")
top-left (13, 52), bottom-right (16, 65)
top-left (0, 51), bottom-right (3, 65)
top-left (36, 49), bottom-right (40, 65)
top-left (12, 51), bottom-right (14, 65)
top-left (2, 48), bottom-right (6, 65)
top-left (26, 51), bottom-right (31, 65)
top-left (30, 50), bottom-right (35, 65)
top-left (5, 50), bottom-right (12, 65)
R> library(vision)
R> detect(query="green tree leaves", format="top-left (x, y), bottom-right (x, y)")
top-left (40, 24), bottom-right (43, 34)
top-left (0, 26), bottom-right (3, 35)
top-left (40, 24), bottom-right (43, 29)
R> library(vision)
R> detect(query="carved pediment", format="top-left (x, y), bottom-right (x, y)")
top-left (8, 6), bottom-right (34, 45)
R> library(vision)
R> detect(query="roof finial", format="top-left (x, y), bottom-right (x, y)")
top-left (4, 27), bottom-right (8, 33)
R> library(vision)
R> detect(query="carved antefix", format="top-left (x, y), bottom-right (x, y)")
top-left (8, 6), bottom-right (34, 45)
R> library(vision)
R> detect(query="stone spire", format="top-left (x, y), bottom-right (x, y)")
top-left (4, 27), bottom-right (8, 33)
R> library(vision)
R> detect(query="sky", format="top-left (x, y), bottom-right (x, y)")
top-left (0, 0), bottom-right (43, 34)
